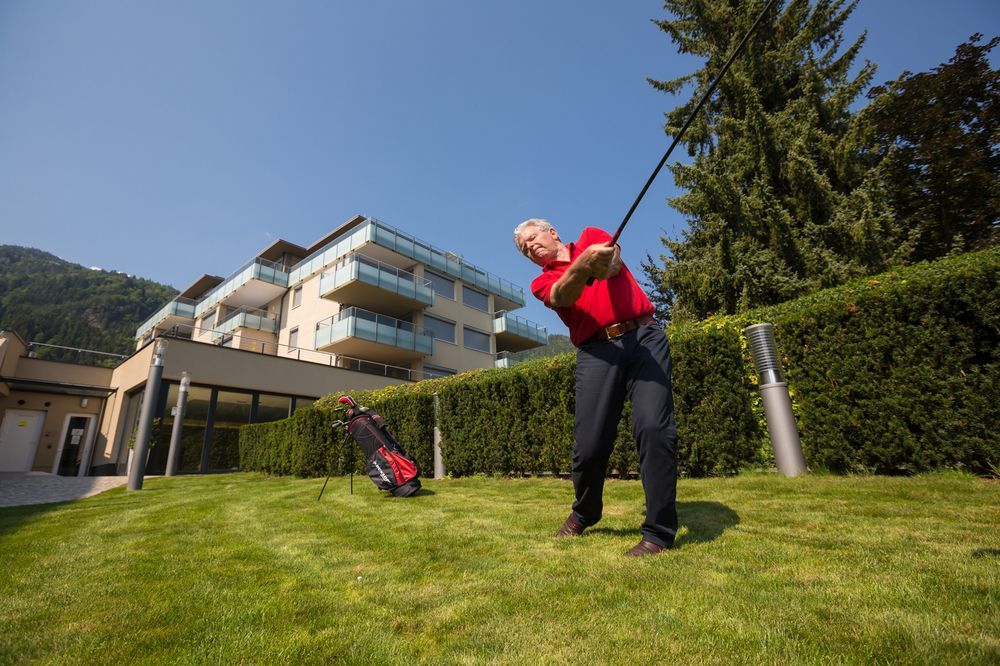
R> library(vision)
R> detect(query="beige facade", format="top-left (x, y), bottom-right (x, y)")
top-left (0, 215), bottom-right (545, 476)
top-left (134, 215), bottom-right (547, 378)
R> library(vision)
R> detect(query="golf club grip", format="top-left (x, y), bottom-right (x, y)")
top-left (586, 0), bottom-right (779, 287)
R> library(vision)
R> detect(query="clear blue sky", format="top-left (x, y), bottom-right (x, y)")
top-left (1, 0), bottom-right (996, 336)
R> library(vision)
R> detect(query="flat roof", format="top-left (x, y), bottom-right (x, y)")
top-left (257, 238), bottom-right (308, 263)
top-left (178, 274), bottom-right (225, 300)
top-left (303, 214), bottom-right (368, 255)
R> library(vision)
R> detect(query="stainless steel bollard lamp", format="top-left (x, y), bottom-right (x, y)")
top-left (127, 338), bottom-right (168, 490)
top-left (165, 371), bottom-right (191, 477)
top-left (744, 323), bottom-right (807, 476)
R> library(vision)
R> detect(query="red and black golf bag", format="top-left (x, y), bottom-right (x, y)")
top-left (320, 395), bottom-right (421, 498)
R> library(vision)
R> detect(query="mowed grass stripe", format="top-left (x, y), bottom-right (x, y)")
top-left (0, 473), bottom-right (997, 664)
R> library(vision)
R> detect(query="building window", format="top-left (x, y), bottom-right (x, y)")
top-left (293, 397), bottom-right (315, 412)
top-left (423, 364), bottom-right (456, 379)
top-left (288, 327), bottom-right (299, 349)
top-left (201, 310), bottom-right (216, 331)
top-left (462, 285), bottom-right (489, 312)
top-left (425, 270), bottom-right (455, 300)
top-left (424, 315), bottom-right (455, 343)
top-left (463, 326), bottom-right (491, 353)
top-left (292, 285), bottom-right (303, 308)
top-left (209, 390), bottom-right (253, 470)
top-left (220, 335), bottom-right (234, 348)
top-left (255, 394), bottom-right (292, 422)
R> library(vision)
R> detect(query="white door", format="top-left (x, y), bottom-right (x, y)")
top-left (0, 410), bottom-right (46, 472)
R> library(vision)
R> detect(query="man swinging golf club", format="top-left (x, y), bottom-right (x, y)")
top-left (511, 0), bottom-right (781, 555)
top-left (514, 219), bottom-right (678, 556)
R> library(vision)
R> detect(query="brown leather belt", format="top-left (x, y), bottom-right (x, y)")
top-left (586, 314), bottom-right (655, 343)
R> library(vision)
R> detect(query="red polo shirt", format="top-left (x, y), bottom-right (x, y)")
top-left (531, 227), bottom-right (654, 347)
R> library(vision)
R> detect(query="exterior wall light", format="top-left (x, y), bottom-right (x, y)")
top-left (744, 323), bottom-right (807, 477)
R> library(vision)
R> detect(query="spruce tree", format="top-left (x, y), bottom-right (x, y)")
top-left (642, 0), bottom-right (880, 321)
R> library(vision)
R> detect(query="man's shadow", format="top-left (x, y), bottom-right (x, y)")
top-left (590, 501), bottom-right (739, 547)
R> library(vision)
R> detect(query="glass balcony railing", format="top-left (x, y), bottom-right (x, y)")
top-left (135, 297), bottom-right (197, 339)
top-left (314, 307), bottom-right (433, 355)
top-left (289, 217), bottom-right (526, 307)
top-left (493, 311), bottom-right (548, 345)
top-left (319, 253), bottom-right (434, 306)
top-left (211, 306), bottom-right (278, 340)
top-left (494, 350), bottom-right (516, 369)
top-left (194, 257), bottom-right (289, 318)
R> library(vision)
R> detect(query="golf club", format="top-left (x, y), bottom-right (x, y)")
top-left (587, 0), bottom-right (780, 285)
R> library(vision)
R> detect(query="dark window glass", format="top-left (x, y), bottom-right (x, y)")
top-left (294, 397), bottom-right (316, 412)
top-left (462, 286), bottom-right (489, 312)
top-left (424, 364), bottom-right (456, 379)
top-left (256, 394), bottom-right (291, 422)
top-left (424, 315), bottom-right (456, 343)
top-left (289, 327), bottom-right (299, 349)
top-left (210, 390), bottom-right (252, 470)
top-left (425, 270), bottom-right (454, 300)
top-left (464, 326), bottom-right (491, 353)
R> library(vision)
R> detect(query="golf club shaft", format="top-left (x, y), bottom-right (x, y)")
top-left (587, 0), bottom-right (779, 284)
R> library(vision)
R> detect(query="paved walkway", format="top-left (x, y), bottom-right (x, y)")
top-left (0, 472), bottom-right (129, 508)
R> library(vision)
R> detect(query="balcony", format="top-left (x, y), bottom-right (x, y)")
top-left (135, 298), bottom-right (197, 340)
top-left (493, 311), bottom-right (548, 352)
top-left (314, 307), bottom-right (433, 365)
top-left (288, 217), bottom-right (527, 309)
top-left (494, 350), bottom-right (516, 369)
top-left (194, 258), bottom-right (288, 318)
top-left (211, 306), bottom-right (278, 341)
top-left (319, 253), bottom-right (434, 317)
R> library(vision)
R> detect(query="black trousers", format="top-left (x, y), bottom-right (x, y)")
top-left (571, 322), bottom-right (678, 546)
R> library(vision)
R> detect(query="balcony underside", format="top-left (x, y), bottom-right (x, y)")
top-left (494, 294), bottom-right (523, 312)
top-left (321, 279), bottom-right (430, 318)
top-left (218, 280), bottom-right (287, 310)
top-left (149, 314), bottom-right (194, 338)
top-left (350, 241), bottom-right (418, 272)
top-left (494, 330), bottom-right (544, 353)
top-left (314, 336), bottom-right (426, 365)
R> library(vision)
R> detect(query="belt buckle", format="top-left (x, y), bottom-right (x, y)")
top-left (604, 322), bottom-right (625, 340)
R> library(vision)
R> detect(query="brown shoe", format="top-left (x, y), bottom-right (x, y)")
top-left (625, 539), bottom-right (670, 557)
top-left (555, 513), bottom-right (586, 537)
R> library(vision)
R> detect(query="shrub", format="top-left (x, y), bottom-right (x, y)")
top-left (240, 248), bottom-right (998, 477)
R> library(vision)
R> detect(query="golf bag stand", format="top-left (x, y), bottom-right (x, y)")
top-left (318, 420), bottom-right (352, 501)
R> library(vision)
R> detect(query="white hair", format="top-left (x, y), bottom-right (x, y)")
top-left (513, 218), bottom-right (557, 255)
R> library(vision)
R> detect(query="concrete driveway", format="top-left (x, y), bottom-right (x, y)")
top-left (0, 472), bottom-right (128, 508)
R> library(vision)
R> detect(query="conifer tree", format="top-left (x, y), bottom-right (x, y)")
top-left (858, 34), bottom-right (999, 264)
top-left (642, 0), bottom-right (880, 321)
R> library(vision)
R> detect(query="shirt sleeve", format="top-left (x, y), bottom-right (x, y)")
top-left (531, 271), bottom-right (558, 308)
top-left (579, 227), bottom-right (613, 248)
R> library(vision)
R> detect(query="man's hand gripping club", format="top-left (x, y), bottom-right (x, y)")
top-left (550, 242), bottom-right (621, 307)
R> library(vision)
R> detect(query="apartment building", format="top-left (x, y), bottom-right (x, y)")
top-left (135, 215), bottom-right (546, 376)
top-left (0, 215), bottom-right (546, 477)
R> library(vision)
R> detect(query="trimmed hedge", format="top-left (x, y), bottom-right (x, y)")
top-left (240, 385), bottom-right (438, 478)
top-left (758, 248), bottom-right (999, 473)
top-left (240, 248), bottom-right (999, 477)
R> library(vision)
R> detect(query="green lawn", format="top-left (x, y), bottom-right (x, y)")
top-left (1, 472), bottom-right (997, 664)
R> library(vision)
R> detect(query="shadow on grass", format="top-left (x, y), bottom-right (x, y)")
top-left (971, 548), bottom-right (1000, 558)
top-left (589, 501), bottom-right (739, 548)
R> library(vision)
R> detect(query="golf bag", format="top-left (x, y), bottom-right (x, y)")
top-left (326, 395), bottom-right (421, 498)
